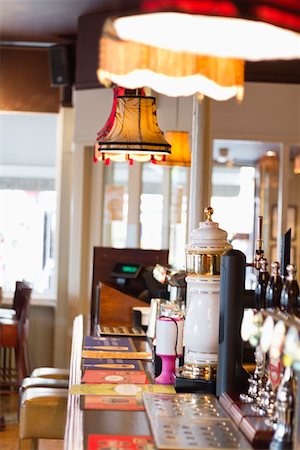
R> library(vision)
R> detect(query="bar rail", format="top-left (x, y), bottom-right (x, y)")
top-left (64, 314), bottom-right (84, 450)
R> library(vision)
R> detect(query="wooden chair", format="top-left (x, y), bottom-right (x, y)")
top-left (0, 283), bottom-right (32, 388)
top-left (0, 280), bottom-right (28, 319)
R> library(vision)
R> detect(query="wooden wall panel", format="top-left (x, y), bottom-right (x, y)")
top-left (0, 47), bottom-right (60, 112)
top-left (90, 246), bottom-right (169, 330)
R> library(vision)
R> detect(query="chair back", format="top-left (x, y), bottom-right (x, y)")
top-left (17, 287), bottom-right (32, 327)
top-left (0, 283), bottom-right (32, 386)
top-left (13, 281), bottom-right (31, 321)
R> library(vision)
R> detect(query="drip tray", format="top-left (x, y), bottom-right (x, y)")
top-left (142, 393), bottom-right (252, 449)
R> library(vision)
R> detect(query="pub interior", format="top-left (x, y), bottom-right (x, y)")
top-left (1, 1), bottom-right (300, 449)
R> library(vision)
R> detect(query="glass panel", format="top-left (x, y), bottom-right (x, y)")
top-left (211, 164), bottom-right (256, 288)
top-left (0, 112), bottom-right (57, 296)
top-left (102, 162), bottom-right (129, 247)
top-left (0, 189), bottom-right (56, 293)
top-left (140, 164), bottom-right (164, 249)
top-left (169, 166), bottom-right (188, 269)
top-left (286, 156), bottom-right (300, 271)
top-left (256, 151), bottom-right (279, 264)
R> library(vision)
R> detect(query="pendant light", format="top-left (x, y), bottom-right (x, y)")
top-left (162, 131), bottom-right (191, 167)
top-left (97, 1), bottom-right (300, 101)
top-left (294, 154), bottom-right (300, 175)
top-left (114, 1), bottom-right (300, 60)
top-left (94, 87), bottom-right (171, 164)
top-left (98, 18), bottom-right (244, 101)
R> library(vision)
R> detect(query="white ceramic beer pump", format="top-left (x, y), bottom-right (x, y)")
top-left (179, 206), bottom-right (232, 380)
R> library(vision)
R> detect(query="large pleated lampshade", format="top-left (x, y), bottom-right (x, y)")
top-left (114, 1), bottom-right (300, 60)
top-left (98, 1), bottom-right (300, 101)
top-left (163, 131), bottom-right (191, 166)
top-left (98, 18), bottom-right (244, 101)
top-left (95, 88), bottom-right (171, 164)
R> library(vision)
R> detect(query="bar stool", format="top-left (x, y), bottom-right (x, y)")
top-left (20, 376), bottom-right (69, 393)
top-left (19, 387), bottom-right (68, 450)
top-left (30, 366), bottom-right (70, 380)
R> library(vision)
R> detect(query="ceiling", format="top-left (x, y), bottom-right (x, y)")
top-left (0, 1), bottom-right (135, 44)
top-left (0, 0), bottom-right (299, 165)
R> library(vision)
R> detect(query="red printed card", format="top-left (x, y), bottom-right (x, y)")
top-left (88, 434), bottom-right (155, 450)
top-left (83, 394), bottom-right (144, 411)
top-left (81, 370), bottom-right (149, 384)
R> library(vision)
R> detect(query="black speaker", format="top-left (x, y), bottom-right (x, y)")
top-left (48, 44), bottom-right (75, 87)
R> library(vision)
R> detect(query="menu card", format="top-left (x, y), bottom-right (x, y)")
top-left (88, 434), bottom-right (154, 450)
top-left (82, 369), bottom-right (149, 384)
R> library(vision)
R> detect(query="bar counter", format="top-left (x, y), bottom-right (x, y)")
top-left (64, 314), bottom-right (262, 450)
top-left (63, 282), bottom-right (300, 450)
top-left (64, 315), bottom-right (155, 450)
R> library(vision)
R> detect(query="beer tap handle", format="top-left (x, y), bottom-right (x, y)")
top-left (204, 206), bottom-right (214, 222)
top-left (254, 215), bottom-right (264, 270)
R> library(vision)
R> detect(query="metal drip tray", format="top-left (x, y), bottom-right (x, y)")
top-left (142, 392), bottom-right (226, 420)
top-left (142, 393), bottom-right (252, 450)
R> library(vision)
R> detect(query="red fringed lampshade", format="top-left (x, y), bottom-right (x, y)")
top-left (95, 87), bottom-right (171, 164)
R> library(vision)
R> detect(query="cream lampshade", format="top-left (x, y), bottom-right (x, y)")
top-left (95, 87), bottom-right (171, 164)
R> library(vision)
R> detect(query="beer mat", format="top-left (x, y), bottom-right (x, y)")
top-left (81, 369), bottom-right (149, 384)
top-left (82, 394), bottom-right (145, 411)
top-left (82, 350), bottom-right (152, 360)
top-left (70, 383), bottom-right (175, 396)
top-left (84, 335), bottom-right (136, 351)
top-left (99, 325), bottom-right (146, 337)
top-left (83, 359), bottom-right (144, 371)
top-left (87, 434), bottom-right (154, 449)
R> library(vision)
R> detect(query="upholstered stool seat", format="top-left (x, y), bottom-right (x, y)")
top-left (30, 366), bottom-right (70, 380)
top-left (20, 376), bottom-right (69, 393)
top-left (19, 387), bottom-right (68, 449)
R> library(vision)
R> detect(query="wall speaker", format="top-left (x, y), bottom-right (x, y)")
top-left (48, 44), bottom-right (75, 87)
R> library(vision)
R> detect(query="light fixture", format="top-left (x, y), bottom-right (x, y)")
top-left (114, 13), bottom-right (300, 61)
top-left (259, 151), bottom-right (279, 172)
top-left (294, 154), bottom-right (300, 174)
top-left (98, 2), bottom-right (300, 101)
top-left (98, 18), bottom-right (244, 101)
top-left (94, 86), bottom-right (121, 162)
top-left (216, 147), bottom-right (230, 164)
top-left (97, 19), bottom-right (244, 100)
top-left (95, 87), bottom-right (171, 165)
top-left (163, 131), bottom-right (191, 166)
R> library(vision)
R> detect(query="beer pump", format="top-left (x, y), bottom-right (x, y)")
top-left (217, 215), bottom-right (266, 396)
top-left (175, 210), bottom-right (262, 393)
top-left (176, 207), bottom-right (232, 392)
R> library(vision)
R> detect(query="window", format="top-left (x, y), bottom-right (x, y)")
top-left (102, 162), bottom-right (129, 248)
top-left (168, 167), bottom-right (188, 269)
top-left (141, 163), bottom-right (164, 250)
top-left (211, 164), bottom-right (256, 288)
top-left (0, 112), bottom-right (57, 295)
